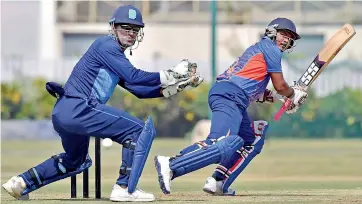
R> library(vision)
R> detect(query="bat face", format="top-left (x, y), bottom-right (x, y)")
top-left (297, 24), bottom-right (356, 90)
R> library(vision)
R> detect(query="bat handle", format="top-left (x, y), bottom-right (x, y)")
top-left (274, 99), bottom-right (292, 121)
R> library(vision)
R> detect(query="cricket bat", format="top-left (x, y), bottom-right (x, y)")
top-left (274, 24), bottom-right (356, 121)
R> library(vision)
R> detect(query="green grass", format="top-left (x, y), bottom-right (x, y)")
top-left (2, 138), bottom-right (362, 203)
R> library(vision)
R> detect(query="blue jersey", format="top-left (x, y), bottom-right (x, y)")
top-left (64, 35), bottom-right (162, 104)
top-left (217, 37), bottom-right (282, 107)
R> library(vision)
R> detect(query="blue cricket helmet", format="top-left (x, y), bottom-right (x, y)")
top-left (267, 18), bottom-right (300, 39)
top-left (109, 5), bottom-right (144, 27)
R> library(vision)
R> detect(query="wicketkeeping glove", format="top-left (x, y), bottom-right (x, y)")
top-left (162, 74), bottom-right (204, 98)
top-left (160, 59), bottom-right (197, 88)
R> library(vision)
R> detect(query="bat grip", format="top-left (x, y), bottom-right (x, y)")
top-left (274, 99), bottom-right (292, 121)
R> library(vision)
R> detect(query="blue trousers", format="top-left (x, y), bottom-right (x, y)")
top-left (176, 81), bottom-right (266, 191)
top-left (20, 96), bottom-right (144, 191)
top-left (179, 81), bottom-right (255, 156)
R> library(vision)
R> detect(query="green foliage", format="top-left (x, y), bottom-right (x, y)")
top-left (1, 82), bottom-right (22, 119)
top-left (269, 88), bottom-right (362, 138)
top-left (107, 83), bottom-right (211, 137)
top-left (1, 78), bottom-right (57, 120)
top-left (2, 78), bottom-right (361, 138)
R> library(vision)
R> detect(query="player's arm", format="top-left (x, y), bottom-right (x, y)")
top-left (95, 44), bottom-right (161, 86)
top-left (270, 71), bottom-right (309, 108)
top-left (256, 88), bottom-right (300, 115)
top-left (256, 87), bottom-right (299, 115)
top-left (95, 43), bottom-right (197, 88)
top-left (118, 81), bottom-right (163, 99)
top-left (118, 74), bottom-right (203, 99)
top-left (269, 72), bottom-right (294, 98)
top-left (256, 89), bottom-right (286, 104)
top-left (263, 50), bottom-right (294, 98)
top-left (264, 50), bottom-right (307, 108)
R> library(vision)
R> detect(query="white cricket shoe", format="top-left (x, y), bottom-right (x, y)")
top-left (2, 176), bottom-right (29, 200)
top-left (203, 177), bottom-right (235, 196)
top-left (110, 184), bottom-right (155, 202)
top-left (154, 155), bottom-right (172, 194)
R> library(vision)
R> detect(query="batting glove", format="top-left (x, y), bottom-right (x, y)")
top-left (285, 103), bottom-right (299, 114)
top-left (289, 86), bottom-right (308, 106)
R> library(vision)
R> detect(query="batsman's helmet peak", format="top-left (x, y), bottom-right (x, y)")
top-left (266, 17), bottom-right (300, 40)
top-left (109, 5), bottom-right (144, 27)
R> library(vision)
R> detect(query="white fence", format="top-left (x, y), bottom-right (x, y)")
top-left (1, 120), bottom-right (59, 140)
top-left (284, 62), bottom-right (362, 97)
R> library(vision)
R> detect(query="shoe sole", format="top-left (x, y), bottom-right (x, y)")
top-left (203, 188), bottom-right (216, 195)
top-left (2, 183), bottom-right (16, 198)
top-left (110, 197), bottom-right (155, 202)
top-left (2, 183), bottom-right (29, 200)
top-left (203, 187), bottom-right (236, 196)
top-left (225, 190), bottom-right (236, 196)
top-left (154, 156), bottom-right (170, 195)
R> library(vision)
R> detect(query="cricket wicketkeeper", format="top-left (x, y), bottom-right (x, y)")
top-left (2, 5), bottom-right (202, 202)
top-left (155, 18), bottom-right (309, 196)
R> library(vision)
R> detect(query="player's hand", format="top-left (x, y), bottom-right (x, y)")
top-left (286, 85), bottom-right (308, 114)
top-left (285, 103), bottom-right (299, 114)
top-left (160, 59), bottom-right (197, 88)
top-left (289, 86), bottom-right (308, 106)
top-left (256, 89), bottom-right (286, 104)
top-left (162, 74), bottom-right (204, 98)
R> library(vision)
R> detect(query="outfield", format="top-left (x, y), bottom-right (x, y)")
top-left (2, 138), bottom-right (362, 204)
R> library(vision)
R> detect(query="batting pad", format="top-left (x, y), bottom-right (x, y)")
top-left (21, 155), bottom-right (92, 196)
top-left (128, 116), bottom-right (156, 193)
top-left (221, 121), bottom-right (269, 193)
top-left (170, 135), bottom-right (244, 179)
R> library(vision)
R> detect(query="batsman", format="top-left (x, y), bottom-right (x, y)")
top-left (155, 18), bottom-right (309, 195)
top-left (2, 5), bottom-right (202, 202)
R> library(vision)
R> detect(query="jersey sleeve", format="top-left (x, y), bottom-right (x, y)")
top-left (95, 42), bottom-right (161, 86)
top-left (260, 39), bottom-right (283, 73)
top-left (264, 52), bottom-right (282, 73)
top-left (118, 81), bottom-right (163, 99)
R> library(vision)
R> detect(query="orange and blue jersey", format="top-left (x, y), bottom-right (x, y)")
top-left (216, 37), bottom-right (283, 107)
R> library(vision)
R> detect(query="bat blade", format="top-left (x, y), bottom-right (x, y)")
top-left (274, 24), bottom-right (356, 121)
top-left (297, 24), bottom-right (356, 90)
